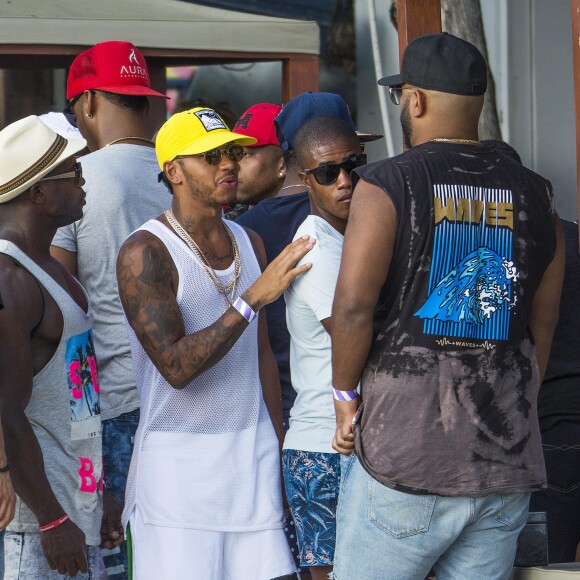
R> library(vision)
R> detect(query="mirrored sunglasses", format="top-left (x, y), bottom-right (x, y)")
top-left (302, 154), bottom-right (367, 186)
top-left (194, 143), bottom-right (244, 166)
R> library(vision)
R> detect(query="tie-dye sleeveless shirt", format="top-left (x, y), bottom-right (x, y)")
top-left (352, 141), bottom-right (557, 496)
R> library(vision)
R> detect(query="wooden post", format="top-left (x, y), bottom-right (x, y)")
top-left (571, 0), bottom-right (580, 236)
top-left (396, 0), bottom-right (442, 64)
top-left (282, 56), bottom-right (319, 104)
top-left (147, 66), bottom-right (167, 137)
top-left (395, 0), bottom-right (442, 151)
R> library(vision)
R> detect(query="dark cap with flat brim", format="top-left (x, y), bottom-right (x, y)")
top-left (275, 91), bottom-right (383, 150)
top-left (357, 131), bottom-right (383, 143)
top-left (275, 92), bottom-right (356, 151)
top-left (378, 33), bottom-right (487, 96)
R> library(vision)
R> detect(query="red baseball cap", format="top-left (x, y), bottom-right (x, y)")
top-left (66, 41), bottom-right (168, 100)
top-left (232, 103), bottom-right (282, 147)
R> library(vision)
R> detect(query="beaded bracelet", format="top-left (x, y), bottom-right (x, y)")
top-left (233, 297), bottom-right (257, 324)
top-left (39, 514), bottom-right (69, 533)
top-left (332, 388), bottom-right (358, 402)
top-left (0, 463), bottom-right (10, 473)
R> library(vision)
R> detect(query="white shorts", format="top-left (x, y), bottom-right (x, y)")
top-left (129, 505), bottom-right (297, 579)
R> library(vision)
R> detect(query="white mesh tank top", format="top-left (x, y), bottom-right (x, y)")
top-left (123, 219), bottom-right (284, 531)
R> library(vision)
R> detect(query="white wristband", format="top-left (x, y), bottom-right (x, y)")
top-left (233, 297), bottom-right (257, 324)
top-left (332, 388), bottom-right (358, 402)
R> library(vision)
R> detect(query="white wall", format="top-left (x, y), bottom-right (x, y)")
top-left (355, 0), bottom-right (402, 162)
top-left (356, 0), bottom-right (578, 220)
top-left (482, 0), bottom-right (577, 220)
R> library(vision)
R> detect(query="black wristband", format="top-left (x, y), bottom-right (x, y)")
top-left (0, 463), bottom-right (10, 473)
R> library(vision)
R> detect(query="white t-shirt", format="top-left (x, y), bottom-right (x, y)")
top-left (284, 215), bottom-right (344, 454)
top-left (52, 145), bottom-right (172, 420)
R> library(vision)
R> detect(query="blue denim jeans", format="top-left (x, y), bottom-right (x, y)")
top-left (101, 408), bottom-right (140, 580)
top-left (333, 456), bottom-right (530, 580)
top-left (0, 529), bottom-right (4, 578)
top-left (4, 531), bottom-right (102, 579)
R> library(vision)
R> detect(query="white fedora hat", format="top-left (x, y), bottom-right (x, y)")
top-left (0, 115), bottom-right (87, 204)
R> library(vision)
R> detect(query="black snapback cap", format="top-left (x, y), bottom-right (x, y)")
top-left (378, 32), bottom-right (487, 96)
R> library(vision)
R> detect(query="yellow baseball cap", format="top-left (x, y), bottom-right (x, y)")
top-left (156, 107), bottom-right (257, 170)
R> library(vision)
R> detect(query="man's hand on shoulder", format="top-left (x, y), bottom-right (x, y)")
top-left (242, 233), bottom-right (316, 311)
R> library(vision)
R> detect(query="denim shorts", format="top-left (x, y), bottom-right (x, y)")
top-left (282, 449), bottom-right (341, 567)
top-left (101, 408), bottom-right (140, 580)
top-left (4, 531), bottom-right (102, 579)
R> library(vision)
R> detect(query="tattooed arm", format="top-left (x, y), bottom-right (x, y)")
top-left (117, 228), bottom-right (315, 389)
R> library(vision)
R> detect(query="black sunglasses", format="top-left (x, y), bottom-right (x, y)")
top-left (388, 85), bottom-right (418, 106)
top-left (185, 143), bottom-right (244, 166)
top-left (63, 93), bottom-right (82, 115)
top-left (302, 154), bottom-right (367, 186)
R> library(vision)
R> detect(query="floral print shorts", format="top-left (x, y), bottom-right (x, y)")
top-left (282, 449), bottom-right (341, 567)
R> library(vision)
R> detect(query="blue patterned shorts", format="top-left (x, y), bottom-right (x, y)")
top-left (282, 449), bottom-right (341, 567)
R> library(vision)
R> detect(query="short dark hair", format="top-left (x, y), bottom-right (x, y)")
top-left (100, 91), bottom-right (149, 113)
top-left (158, 171), bottom-right (174, 195)
top-left (282, 148), bottom-right (298, 170)
top-left (294, 116), bottom-right (359, 166)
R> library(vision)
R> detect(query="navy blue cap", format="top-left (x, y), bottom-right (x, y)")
top-left (275, 92), bottom-right (356, 151)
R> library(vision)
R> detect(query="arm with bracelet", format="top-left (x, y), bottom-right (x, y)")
top-left (0, 258), bottom-right (89, 575)
top-left (117, 229), bottom-right (315, 390)
top-left (331, 180), bottom-right (397, 455)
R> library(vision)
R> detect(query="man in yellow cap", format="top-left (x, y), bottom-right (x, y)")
top-left (116, 107), bottom-right (315, 579)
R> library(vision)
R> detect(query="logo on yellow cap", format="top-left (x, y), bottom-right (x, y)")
top-left (194, 109), bottom-right (227, 132)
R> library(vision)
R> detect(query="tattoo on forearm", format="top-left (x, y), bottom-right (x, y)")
top-left (118, 238), bottom-right (248, 387)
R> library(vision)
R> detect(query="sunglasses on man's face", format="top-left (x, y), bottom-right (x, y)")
top-left (388, 85), bottom-right (418, 106)
top-left (189, 143), bottom-right (244, 166)
top-left (302, 154), bottom-right (367, 186)
top-left (39, 162), bottom-right (83, 187)
top-left (63, 93), bottom-right (82, 116)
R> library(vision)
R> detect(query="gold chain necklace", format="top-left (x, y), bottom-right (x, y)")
top-left (431, 138), bottom-right (481, 145)
top-left (104, 136), bottom-right (155, 147)
top-left (164, 209), bottom-right (241, 306)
